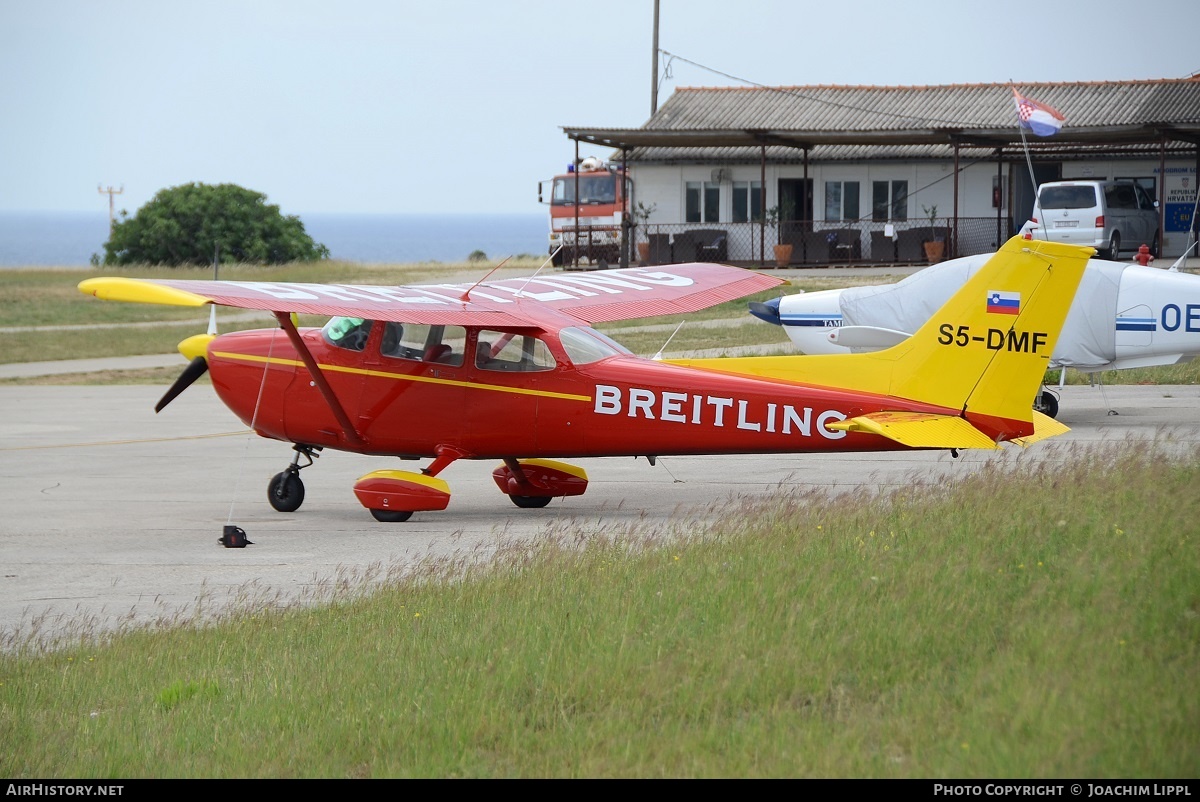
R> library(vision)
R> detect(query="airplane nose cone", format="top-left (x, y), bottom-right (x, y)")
top-left (748, 297), bottom-right (782, 325)
top-left (178, 333), bottom-right (215, 361)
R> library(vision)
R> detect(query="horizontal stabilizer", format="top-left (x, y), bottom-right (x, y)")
top-left (828, 325), bottom-right (910, 349)
top-left (1010, 411), bottom-right (1070, 447)
top-left (825, 411), bottom-right (1001, 450)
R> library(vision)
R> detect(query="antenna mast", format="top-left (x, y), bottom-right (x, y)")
top-left (651, 0), bottom-right (660, 115)
top-left (98, 184), bottom-right (124, 229)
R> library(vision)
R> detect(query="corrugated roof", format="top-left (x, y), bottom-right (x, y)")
top-left (562, 78), bottom-right (1200, 160)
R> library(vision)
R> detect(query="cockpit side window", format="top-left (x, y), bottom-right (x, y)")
top-left (322, 317), bottom-right (373, 351)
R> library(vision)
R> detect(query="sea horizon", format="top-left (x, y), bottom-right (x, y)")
top-left (0, 210), bottom-right (549, 267)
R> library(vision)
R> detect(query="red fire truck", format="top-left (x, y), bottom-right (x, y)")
top-left (538, 156), bottom-right (630, 267)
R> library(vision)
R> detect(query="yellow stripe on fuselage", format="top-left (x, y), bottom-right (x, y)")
top-left (210, 350), bottom-right (593, 402)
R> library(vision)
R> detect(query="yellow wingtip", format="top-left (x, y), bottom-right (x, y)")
top-left (78, 277), bottom-right (211, 308)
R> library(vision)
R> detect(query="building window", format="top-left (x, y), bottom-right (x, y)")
top-left (872, 180), bottom-right (908, 221)
top-left (686, 181), bottom-right (721, 223)
top-left (824, 181), bottom-right (860, 221)
top-left (732, 181), bottom-right (762, 223)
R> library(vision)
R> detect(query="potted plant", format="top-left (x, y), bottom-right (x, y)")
top-left (633, 201), bottom-right (656, 263)
top-left (922, 204), bottom-right (945, 263)
top-left (765, 201), bottom-right (795, 267)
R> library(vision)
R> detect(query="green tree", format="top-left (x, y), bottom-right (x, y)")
top-left (100, 182), bottom-right (330, 266)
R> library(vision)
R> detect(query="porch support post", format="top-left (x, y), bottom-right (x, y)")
top-left (760, 145), bottom-right (766, 266)
top-left (952, 141), bottom-right (960, 258)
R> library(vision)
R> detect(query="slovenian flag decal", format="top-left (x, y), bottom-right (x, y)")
top-left (987, 290), bottom-right (1021, 315)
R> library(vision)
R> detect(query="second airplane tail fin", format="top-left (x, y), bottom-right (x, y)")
top-left (672, 236), bottom-right (1092, 445)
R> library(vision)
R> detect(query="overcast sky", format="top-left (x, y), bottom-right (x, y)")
top-left (3, 0), bottom-right (1198, 218)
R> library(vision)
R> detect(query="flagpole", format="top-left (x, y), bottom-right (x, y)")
top-left (1012, 84), bottom-right (1046, 241)
top-left (1018, 126), bottom-right (1038, 198)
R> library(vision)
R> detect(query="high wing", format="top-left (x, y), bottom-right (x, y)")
top-left (78, 263), bottom-right (783, 327)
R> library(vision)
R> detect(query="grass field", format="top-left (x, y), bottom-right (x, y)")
top-left (1, 437), bottom-right (1196, 778)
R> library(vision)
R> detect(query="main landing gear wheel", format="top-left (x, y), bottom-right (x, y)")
top-left (370, 508), bottom-right (413, 523)
top-left (510, 495), bottom-right (552, 509)
top-left (1035, 390), bottom-right (1060, 419)
top-left (268, 470), bottom-right (305, 512)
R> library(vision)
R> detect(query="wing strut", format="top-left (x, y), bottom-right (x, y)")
top-left (272, 311), bottom-right (365, 448)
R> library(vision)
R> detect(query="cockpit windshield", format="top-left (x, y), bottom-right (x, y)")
top-left (322, 316), bottom-right (372, 351)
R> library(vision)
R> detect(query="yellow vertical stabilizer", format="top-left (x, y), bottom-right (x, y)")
top-left (672, 237), bottom-right (1091, 425)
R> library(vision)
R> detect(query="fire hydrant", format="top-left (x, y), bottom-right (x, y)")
top-left (1134, 244), bottom-right (1154, 266)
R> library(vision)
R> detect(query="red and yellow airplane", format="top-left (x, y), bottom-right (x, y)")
top-left (79, 236), bottom-right (1089, 542)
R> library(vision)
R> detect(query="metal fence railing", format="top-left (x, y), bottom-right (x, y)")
top-left (626, 217), bottom-right (1019, 269)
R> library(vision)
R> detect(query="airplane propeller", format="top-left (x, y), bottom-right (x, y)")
top-left (748, 297), bottom-right (782, 325)
top-left (156, 353), bottom-right (210, 412)
top-left (155, 305), bottom-right (218, 413)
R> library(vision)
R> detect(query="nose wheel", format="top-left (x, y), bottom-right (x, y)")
top-left (268, 444), bottom-right (321, 513)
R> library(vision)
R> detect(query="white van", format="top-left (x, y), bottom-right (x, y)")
top-left (1029, 180), bottom-right (1160, 259)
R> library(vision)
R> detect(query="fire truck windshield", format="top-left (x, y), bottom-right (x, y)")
top-left (552, 174), bottom-right (617, 205)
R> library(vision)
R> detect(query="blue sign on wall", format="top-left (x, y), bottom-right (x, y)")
top-left (1166, 203), bottom-right (1194, 232)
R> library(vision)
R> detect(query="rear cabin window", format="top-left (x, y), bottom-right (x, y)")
top-left (380, 322), bottom-right (465, 367)
top-left (1039, 186), bottom-right (1098, 209)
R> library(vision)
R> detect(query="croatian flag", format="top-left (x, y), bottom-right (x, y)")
top-left (987, 290), bottom-right (1021, 315)
top-left (1012, 88), bottom-right (1065, 137)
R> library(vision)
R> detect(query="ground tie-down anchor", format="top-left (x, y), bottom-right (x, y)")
top-left (219, 525), bottom-right (253, 548)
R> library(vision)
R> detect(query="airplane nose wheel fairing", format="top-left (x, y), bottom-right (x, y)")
top-left (492, 459), bottom-right (589, 508)
top-left (267, 444), bottom-right (321, 513)
top-left (353, 470), bottom-right (450, 522)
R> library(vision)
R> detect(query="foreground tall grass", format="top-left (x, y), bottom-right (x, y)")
top-left (2, 437), bottom-right (1196, 778)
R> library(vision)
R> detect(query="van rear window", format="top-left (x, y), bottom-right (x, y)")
top-left (1039, 186), bottom-right (1098, 209)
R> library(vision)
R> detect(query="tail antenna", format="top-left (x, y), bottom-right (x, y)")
top-left (460, 255), bottom-right (513, 301)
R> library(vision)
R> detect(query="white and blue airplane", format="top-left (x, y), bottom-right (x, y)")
top-left (750, 249), bottom-right (1200, 418)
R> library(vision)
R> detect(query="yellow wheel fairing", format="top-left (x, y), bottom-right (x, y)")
top-left (356, 470), bottom-right (450, 494)
top-left (516, 458), bottom-right (588, 481)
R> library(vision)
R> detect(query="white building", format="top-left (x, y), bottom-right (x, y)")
top-left (562, 78), bottom-right (1200, 265)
